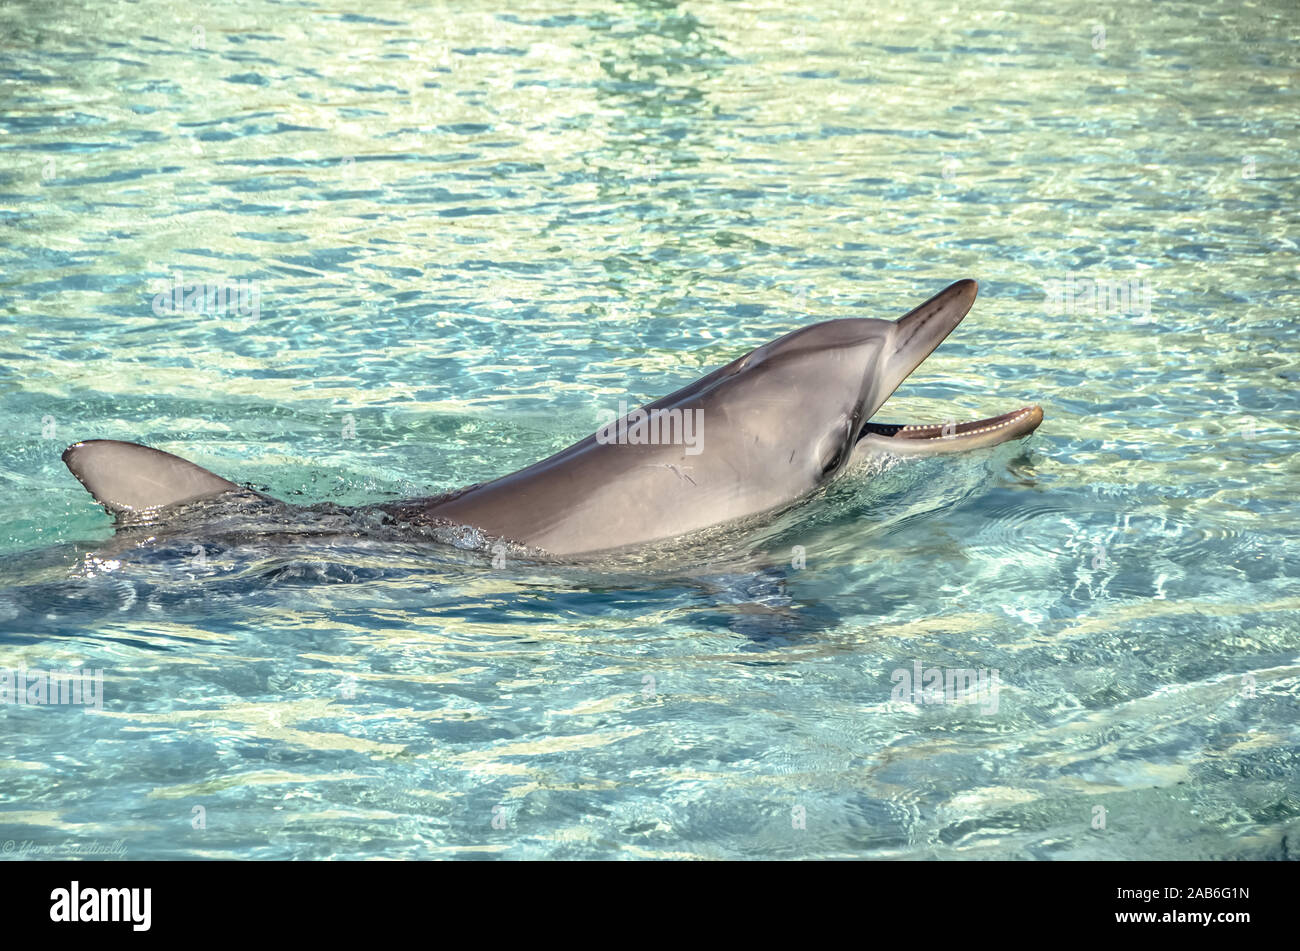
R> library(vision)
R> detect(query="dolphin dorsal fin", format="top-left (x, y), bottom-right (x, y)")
top-left (62, 439), bottom-right (245, 516)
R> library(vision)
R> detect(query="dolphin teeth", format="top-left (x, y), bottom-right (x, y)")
top-left (891, 407), bottom-right (1033, 439)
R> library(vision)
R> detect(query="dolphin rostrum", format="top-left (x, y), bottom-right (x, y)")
top-left (62, 280), bottom-right (1042, 558)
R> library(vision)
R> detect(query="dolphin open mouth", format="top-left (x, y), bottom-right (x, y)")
top-left (853, 279), bottom-right (1043, 457)
top-left (856, 404), bottom-right (1044, 456)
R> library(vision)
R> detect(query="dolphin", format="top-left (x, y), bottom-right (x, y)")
top-left (61, 280), bottom-right (1041, 558)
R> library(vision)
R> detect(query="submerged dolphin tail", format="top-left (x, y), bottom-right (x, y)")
top-left (62, 439), bottom-right (247, 517)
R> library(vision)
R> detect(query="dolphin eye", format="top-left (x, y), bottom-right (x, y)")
top-left (820, 416), bottom-right (856, 477)
top-left (821, 444), bottom-right (845, 476)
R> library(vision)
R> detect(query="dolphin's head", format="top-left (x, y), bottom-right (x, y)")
top-left (702, 279), bottom-right (979, 488)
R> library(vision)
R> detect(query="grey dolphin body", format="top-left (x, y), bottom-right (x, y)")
top-left (61, 280), bottom-right (1042, 558)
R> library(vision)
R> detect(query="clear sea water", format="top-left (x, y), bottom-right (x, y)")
top-left (0, 0), bottom-right (1296, 860)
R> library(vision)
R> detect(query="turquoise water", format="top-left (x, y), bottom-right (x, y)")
top-left (1, 0), bottom-right (1297, 859)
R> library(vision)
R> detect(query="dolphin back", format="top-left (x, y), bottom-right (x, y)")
top-left (62, 439), bottom-right (245, 516)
